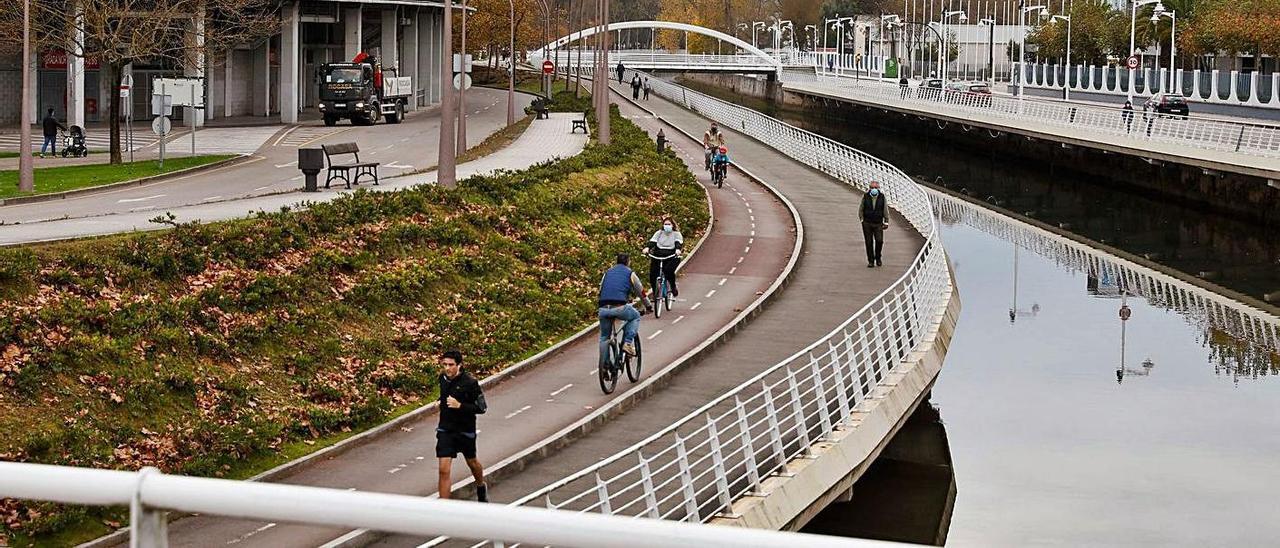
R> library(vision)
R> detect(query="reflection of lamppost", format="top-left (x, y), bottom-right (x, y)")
top-left (1114, 296), bottom-right (1157, 383)
top-left (1050, 11), bottom-right (1072, 100)
top-left (1008, 245), bottom-right (1042, 324)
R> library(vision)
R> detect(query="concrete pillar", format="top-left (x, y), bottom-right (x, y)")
top-left (66, 1), bottom-right (86, 128)
top-left (185, 5), bottom-right (207, 126)
top-left (263, 40), bottom-right (272, 116)
top-left (381, 8), bottom-right (399, 70)
top-left (279, 1), bottom-right (300, 123)
top-left (344, 7), bottom-right (363, 60)
top-left (224, 50), bottom-right (233, 117)
top-left (1210, 69), bottom-right (1219, 100)
top-left (403, 8), bottom-right (419, 109)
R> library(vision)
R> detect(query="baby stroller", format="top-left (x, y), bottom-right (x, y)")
top-left (61, 126), bottom-right (88, 158)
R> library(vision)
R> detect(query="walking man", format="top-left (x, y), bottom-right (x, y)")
top-left (859, 181), bottom-right (889, 268)
top-left (899, 76), bottom-right (910, 99)
top-left (1122, 100), bottom-right (1134, 133)
top-left (617, 62), bottom-right (625, 83)
top-left (631, 74), bottom-right (641, 99)
top-left (40, 108), bottom-right (65, 158)
top-left (643, 78), bottom-right (651, 100)
top-left (436, 350), bottom-right (489, 502)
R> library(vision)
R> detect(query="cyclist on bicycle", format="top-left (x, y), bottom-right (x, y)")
top-left (702, 123), bottom-right (724, 171)
top-left (646, 217), bottom-right (684, 299)
top-left (711, 146), bottom-right (730, 183)
top-left (598, 253), bottom-right (650, 357)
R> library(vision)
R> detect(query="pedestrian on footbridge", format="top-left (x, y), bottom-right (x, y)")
top-left (436, 350), bottom-right (490, 502)
top-left (617, 62), bottom-right (626, 84)
top-left (631, 74), bottom-right (642, 100)
top-left (859, 181), bottom-right (890, 268)
top-left (644, 78), bottom-right (652, 100)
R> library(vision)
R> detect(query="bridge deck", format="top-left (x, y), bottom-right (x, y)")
top-left (367, 78), bottom-right (925, 547)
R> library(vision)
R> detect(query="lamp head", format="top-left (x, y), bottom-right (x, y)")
top-left (959, 13), bottom-right (968, 23)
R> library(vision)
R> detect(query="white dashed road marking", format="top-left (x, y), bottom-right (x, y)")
top-left (117, 194), bottom-right (166, 203)
top-left (705, 290), bottom-right (716, 298)
top-left (691, 302), bottom-right (703, 310)
top-left (672, 315), bottom-right (685, 324)
top-left (729, 267), bottom-right (737, 275)
top-left (227, 523), bottom-right (276, 545)
top-left (647, 330), bottom-right (663, 340)
top-left (549, 384), bottom-right (574, 397)
top-left (504, 405), bottom-right (533, 419)
top-left (718, 278), bottom-right (727, 286)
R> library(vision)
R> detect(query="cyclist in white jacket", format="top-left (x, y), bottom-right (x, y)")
top-left (645, 217), bottom-right (684, 298)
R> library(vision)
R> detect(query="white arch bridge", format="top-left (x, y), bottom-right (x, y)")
top-left (532, 20), bottom-right (788, 75)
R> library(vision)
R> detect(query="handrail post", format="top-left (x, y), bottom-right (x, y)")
top-left (761, 382), bottom-right (793, 477)
top-left (785, 368), bottom-right (814, 457)
top-left (809, 355), bottom-right (834, 440)
top-left (733, 396), bottom-right (765, 496)
top-left (706, 416), bottom-right (738, 518)
top-left (131, 467), bottom-right (168, 548)
top-left (674, 434), bottom-right (700, 522)
top-left (594, 472), bottom-right (612, 515)
top-left (638, 452), bottom-right (660, 519)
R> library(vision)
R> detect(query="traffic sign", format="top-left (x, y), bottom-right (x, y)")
top-left (1126, 56), bottom-right (1139, 69)
top-left (542, 60), bottom-right (554, 75)
top-left (151, 116), bottom-right (171, 136)
top-left (453, 73), bottom-right (473, 90)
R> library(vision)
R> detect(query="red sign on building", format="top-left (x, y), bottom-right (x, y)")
top-left (41, 50), bottom-right (101, 70)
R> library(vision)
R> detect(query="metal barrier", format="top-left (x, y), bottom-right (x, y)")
top-left (0, 462), bottom-right (883, 547)
top-left (784, 71), bottom-right (1280, 160)
top-left (438, 67), bottom-right (952, 547)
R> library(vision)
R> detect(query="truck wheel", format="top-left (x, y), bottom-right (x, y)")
top-left (323, 115), bottom-right (337, 127)
top-left (386, 103), bottom-right (403, 124)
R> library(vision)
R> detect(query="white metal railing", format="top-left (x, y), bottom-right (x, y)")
top-left (1012, 61), bottom-right (1280, 108)
top-left (0, 463), bottom-right (886, 547)
top-left (784, 71), bottom-right (1280, 160)
top-left (434, 67), bottom-right (952, 547)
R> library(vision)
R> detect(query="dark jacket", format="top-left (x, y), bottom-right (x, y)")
top-left (42, 115), bottom-right (64, 138)
top-left (859, 191), bottom-right (888, 226)
top-left (438, 370), bottom-right (486, 433)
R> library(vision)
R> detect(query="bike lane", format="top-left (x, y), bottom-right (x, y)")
top-left (125, 94), bottom-right (798, 548)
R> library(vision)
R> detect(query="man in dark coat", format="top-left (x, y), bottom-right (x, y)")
top-left (436, 350), bottom-right (489, 502)
top-left (40, 108), bottom-right (65, 158)
top-left (859, 181), bottom-right (889, 268)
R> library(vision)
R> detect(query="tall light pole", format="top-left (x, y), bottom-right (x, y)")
top-left (940, 10), bottom-right (967, 82)
top-left (804, 24), bottom-right (817, 51)
top-left (594, 0), bottom-right (610, 144)
top-left (438, 0), bottom-right (457, 187)
top-left (456, 0), bottom-right (468, 157)
top-left (831, 16), bottom-right (854, 74)
top-left (880, 14), bottom-right (900, 69)
top-left (508, 0), bottom-right (516, 123)
top-left (1152, 6), bottom-right (1176, 93)
top-left (1128, 0), bottom-right (1163, 102)
top-left (978, 18), bottom-right (995, 82)
top-left (1018, 3), bottom-right (1047, 98)
top-left (751, 21), bottom-right (765, 50)
top-left (18, 0), bottom-right (33, 192)
top-left (1051, 12), bottom-right (1072, 100)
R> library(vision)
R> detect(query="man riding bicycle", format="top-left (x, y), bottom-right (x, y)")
top-left (702, 123), bottom-right (724, 172)
top-left (598, 253), bottom-right (650, 359)
top-left (646, 218), bottom-right (684, 299)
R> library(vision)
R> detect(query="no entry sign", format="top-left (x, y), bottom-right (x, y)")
top-left (542, 60), bottom-right (554, 74)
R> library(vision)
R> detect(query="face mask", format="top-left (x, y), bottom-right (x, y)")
top-left (663, 224), bottom-right (673, 232)
top-left (869, 188), bottom-right (880, 197)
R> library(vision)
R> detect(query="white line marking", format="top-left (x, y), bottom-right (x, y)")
top-left (117, 194), bottom-right (166, 203)
top-left (737, 257), bottom-right (745, 264)
top-left (647, 330), bottom-right (663, 340)
top-left (504, 404), bottom-right (533, 419)
top-left (289, 175), bottom-right (303, 181)
top-left (274, 161), bottom-right (298, 168)
top-left (672, 315), bottom-right (685, 324)
top-left (729, 267), bottom-right (737, 275)
top-left (691, 302), bottom-right (703, 310)
top-left (751, 230), bottom-right (756, 236)
top-left (386, 162), bottom-right (415, 169)
top-left (227, 522), bottom-right (276, 544)
top-left (749, 238), bottom-right (754, 245)
top-left (718, 278), bottom-right (727, 286)
top-left (387, 468), bottom-right (400, 474)
top-left (747, 208), bottom-right (753, 214)
top-left (272, 125), bottom-right (301, 146)
top-left (705, 290), bottom-right (716, 298)
top-left (254, 185), bottom-right (271, 191)
top-left (751, 223), bottom-right (756, 229)
top-left (750, 216), bottom-right (755, 222)
top-left (381, 144), bottom-right (395, 150)
top-left (201, 195), bottom-right (223, 202)
top-left (744, 246), bottom-right (751, 253)
top-left (400, 137), bottom-right (411, 142)
top-left (549, 384), bottom-right (573, 397)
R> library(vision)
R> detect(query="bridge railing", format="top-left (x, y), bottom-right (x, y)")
top-left (785, 71), bottom-right (1280, 160)
top-left (533, 51), bottom-right (780, 70)
top-left (446, 67), bottom-right (952, 545)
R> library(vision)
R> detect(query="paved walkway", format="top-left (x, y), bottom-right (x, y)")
top-left (0, 111), bottom-right (581, 246)
top-left (363, 77), bottom-right (926, 548)
top-left (120, 100), bottom-right (797, 548)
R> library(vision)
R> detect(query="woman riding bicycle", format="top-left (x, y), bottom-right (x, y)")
top-left (646, 218), bottom-right (684, 299)
top-left (711, 146), bottom-right (730, 185)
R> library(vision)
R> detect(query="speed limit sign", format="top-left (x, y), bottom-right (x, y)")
top-left (1126, 56), bottom-right (1139, 69)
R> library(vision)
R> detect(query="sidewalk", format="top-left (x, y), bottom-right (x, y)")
top-left (0, 113), bottom-right (587, 246)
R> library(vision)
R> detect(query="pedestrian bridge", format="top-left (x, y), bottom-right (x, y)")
top-left (538, 21), bottom-right (785, 74)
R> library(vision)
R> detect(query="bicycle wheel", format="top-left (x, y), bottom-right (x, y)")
top-left (652, 283), bottom-right (663, 319)
top-left (626, 337), bottom-right (643, 383)
top-left (599, 343), bottom-right (618, 394)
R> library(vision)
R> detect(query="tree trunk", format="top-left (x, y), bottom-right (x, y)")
top-left (108, 61), bottom-right (124, 165)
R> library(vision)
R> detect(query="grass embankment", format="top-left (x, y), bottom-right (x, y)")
top-left (0, 155), bottom-right (235, 200)
top-left (0, 107), bottom-right (708, 545)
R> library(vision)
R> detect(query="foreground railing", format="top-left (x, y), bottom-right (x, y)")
top-left (0, 463), bottom-right (888, 547)
top-left (434, 67), bottom-right (952, 547)
top-left (783, 71), bottom-right (1280, 161)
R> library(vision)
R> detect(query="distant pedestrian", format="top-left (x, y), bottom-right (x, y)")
top-left (617, 62), bottom-right (625, 83)
top-left (859, 181), bottom-right (889, 268)
top-left (436, 350), bottom-right (489, 502)
top-left (899, 76), bottom-right (910, 99)
top-left (40, 108), bottom-right (65, 158)
top-left (643, 78), bottom-right (651, 100)
top-left (1122, 100), bottom-right (1134, 133)
top-left (827, 55), bottom-right (834, 73)
top-left (631, 74), bottom-right (641, 99)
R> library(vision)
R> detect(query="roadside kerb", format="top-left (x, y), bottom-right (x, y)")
top-left (321, 80), bottom-right (807, 548)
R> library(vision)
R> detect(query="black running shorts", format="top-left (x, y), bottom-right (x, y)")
top-left (436, 429), bottom-right (478, 459)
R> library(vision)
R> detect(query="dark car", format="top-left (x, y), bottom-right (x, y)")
top-left (919, 78), bottom-right (945, 100)
top-left (1144, 93), bottom-right (1189, 117)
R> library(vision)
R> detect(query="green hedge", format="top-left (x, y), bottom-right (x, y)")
top-left (0, 107), bottom-right (708, 544)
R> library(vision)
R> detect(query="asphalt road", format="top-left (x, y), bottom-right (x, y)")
top-left (0, 88), bottom-right (529, 225)
top-left (117, 92), bottom-right (797, 548)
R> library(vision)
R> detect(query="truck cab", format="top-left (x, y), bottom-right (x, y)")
top-left (317, 56), bottom-right (409, 126)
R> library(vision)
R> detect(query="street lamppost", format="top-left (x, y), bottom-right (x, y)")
top-left (1152, 5), bottom-right (1176, 93)
top-left (940, 10), bottom-right (967, 82)
top-left (18, 0), bottom-right (33, 192)
top-left (879, 14), bottom-right (900, 68)
top-left (1017, 3), bottom-right (1047, 98)
top-left (751, 21), bottom-right (766, 50)
top-left (1051, 12), bottom-right (1072, 100)
top-left (830, 16), bottom-right (855, 75)
top-left (1128, 0), bottom-right (1164, 102)
top-left (978, 18), bottom-right (995, 82)
top-left (804, 24), bottom-right (817, 52)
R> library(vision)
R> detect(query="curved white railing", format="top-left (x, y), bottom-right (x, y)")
top-left (784, 71), bottom-right (1280, 161)
top-left (447, 68), bottom-right (953, 545)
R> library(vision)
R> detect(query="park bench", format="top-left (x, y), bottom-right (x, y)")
top-left (531, 97), bottom-right (551, 120)
top-left (571, 110), bottom-right (589, 134)
top-left (321, 143), bottom-right (380, 189)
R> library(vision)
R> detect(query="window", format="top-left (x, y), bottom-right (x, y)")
top-left (325, 68), bottom-right (363, 83)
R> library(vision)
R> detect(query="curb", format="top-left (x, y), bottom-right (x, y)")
top-left (0, 154), bottom-right (251, 208)
top-left (324, 76), bottom-right (808, 548)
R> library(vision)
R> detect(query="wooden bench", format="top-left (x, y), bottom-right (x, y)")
top-left (531, 97), bottom-right (550, 120)
top-left (571, 110), bottom-right (589, 134)
top-left (321, 143), bottom-right (379, 189)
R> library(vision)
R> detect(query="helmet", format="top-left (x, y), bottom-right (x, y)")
top-left (718, 146), bottom-right (727, 154)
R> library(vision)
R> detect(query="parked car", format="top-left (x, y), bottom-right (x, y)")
top-left (919, 78), bottom-right (945, 100)
top-left (944, 81), bottom-right (993, 106)
top-left (1144, 93), bottom-right (1190, 117)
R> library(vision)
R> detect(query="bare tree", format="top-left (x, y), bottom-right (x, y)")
top-left (0, 0), bottom-right (278, 164)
